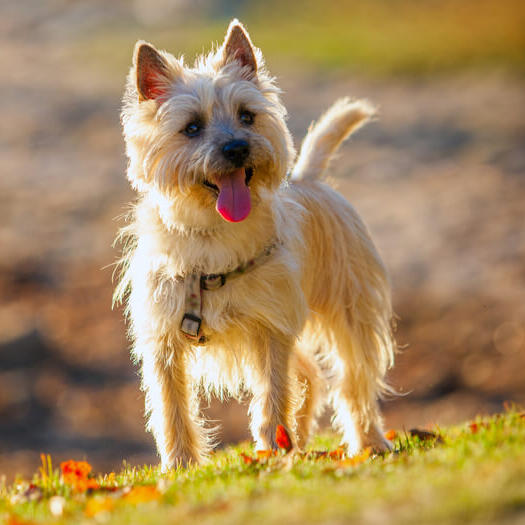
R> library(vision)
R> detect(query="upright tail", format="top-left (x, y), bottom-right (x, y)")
top-left (291, 97), bottom-right (376, 181)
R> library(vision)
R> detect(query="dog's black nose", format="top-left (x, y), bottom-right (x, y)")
top-left (222, 140), bottom-right (250, 167)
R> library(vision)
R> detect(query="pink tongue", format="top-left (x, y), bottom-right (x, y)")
top-left (214, 168), bottom-right (251, 222)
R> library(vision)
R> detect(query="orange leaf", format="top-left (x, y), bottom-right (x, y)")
top-left (469, 421), bottom-right (489, 433)
top-left (328, 447), bottom-right (345, 460)
top-left (384, 429), bottom-right (397, 441)
top-left (60, 460), bottom-right (99, 491)
top-left (256, 449), bottom-right (275, 460)
top-left (275, 425), bottom-right (292, 452)
top-left (85, 497), bottom-right (114, 517)
top-left (305, 450), bottom-right (327, 460)
top-left (123, 486), bottom-right (161, 504)
top-left (336, 447), bottom-right (371, 468)
top-left (61, 460), bottom-right (92, 478)
top-left (240, 453), bottom-right (256, 465)
top-left (6, 517), bottom-right (38, 525)
top-left (74, 478), bottom-right (100, 492)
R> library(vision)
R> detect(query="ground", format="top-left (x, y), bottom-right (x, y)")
top-left (1, 410), bottom-right (525, 524)
top-left (1, 0), bottom-right (524, 479)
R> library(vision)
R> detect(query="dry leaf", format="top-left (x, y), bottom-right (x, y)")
top-left (336, 447), bottom-right (371, 469)
top-left (123, 486), bottom-right (161, 504)
top-left (85, 497), bottom-right (115, 517)
top-left (61, 460), bottom-right (99, 491)
top-left (329, 447), bottom-right (345, 460)
top-left (256, 450), bottom-right (275, 460)
top-left (305, 450), bottom-right (328, 460)
top-left (240, 453), bottom-right (256, 464)
top-left (6, 517), bottom-right (38, 525)
top-left (276, 425), bottom-right (293, 452)
top-left (384, 429), bottom-right (397, 441)
top-left (408, 428), bottom-right (443, 443)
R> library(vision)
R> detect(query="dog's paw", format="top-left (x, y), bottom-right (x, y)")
top-left (361, 431), bottom-right (393, 455)
top-left (160, 450), bottom-right (202, 472)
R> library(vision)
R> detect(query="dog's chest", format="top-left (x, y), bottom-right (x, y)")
top-left (141, 237), bottom-right (297, 343)
top-left (145, 239), bottom-right (261, 335)
top-left (133, 211), bottom-right (301, 340)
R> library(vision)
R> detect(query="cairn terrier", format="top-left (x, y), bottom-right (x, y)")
top-left (115, 20), bottom-right (395, 470)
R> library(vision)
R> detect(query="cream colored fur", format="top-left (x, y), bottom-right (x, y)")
top-left (292, 97), bottom-right (376, 181)
top-left (115, 20), bottom-right (395, 470)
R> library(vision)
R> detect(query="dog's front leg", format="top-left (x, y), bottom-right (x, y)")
top-left (248, 330), bottom-right (296, 450)
top-left (139, 338), bottom-right (205, 471)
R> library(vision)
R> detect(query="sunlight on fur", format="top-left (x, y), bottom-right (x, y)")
top-left (114, 19), bottom-right (396, 470)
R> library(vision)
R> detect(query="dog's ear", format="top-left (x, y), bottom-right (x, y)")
top-left (220, 20), bottom-right (258, 75)
top-left (134, 41), bottom-right (173, 102)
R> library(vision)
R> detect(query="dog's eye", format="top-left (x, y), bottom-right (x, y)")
top-left (239, 110), bottom-right (255, 126)
top-left (182, 121), bottom-right (203, 137)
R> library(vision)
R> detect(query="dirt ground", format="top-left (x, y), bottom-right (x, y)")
top-left (1, 4), bottom-right (524, 479)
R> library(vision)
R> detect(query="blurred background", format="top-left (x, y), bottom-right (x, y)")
top-left (1, 0), bottom-right (524, 480)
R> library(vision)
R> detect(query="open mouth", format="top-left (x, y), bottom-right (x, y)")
top-left (203, 167), bottom-right (253, 195)
top-left (203, 167), bottom-right (254, 223)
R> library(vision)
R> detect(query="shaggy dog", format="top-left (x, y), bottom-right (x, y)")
top-left (115, 19), bottom-right (395, 470)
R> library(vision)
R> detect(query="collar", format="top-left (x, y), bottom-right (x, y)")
top-left (180, 241), bottom-right (281, 343)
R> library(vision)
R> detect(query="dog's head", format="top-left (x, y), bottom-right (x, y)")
top-left (122, 20), bottom-right (294, 226)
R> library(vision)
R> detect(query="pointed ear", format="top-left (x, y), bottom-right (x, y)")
top-left (221, 20), bottom-right (257, 75)
top-left (134, 41), bottom-right (173, 102)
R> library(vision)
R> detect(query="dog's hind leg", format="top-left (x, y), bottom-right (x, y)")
top-left (324, 312), bottom-right (393, 455)
top-left (291, 345), bottom-right (324, 449)
top-left (139, 337), bottom-right (208, 471)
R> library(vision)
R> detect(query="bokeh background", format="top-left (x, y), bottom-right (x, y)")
top-left (1, 0), bottom-right (524, 480)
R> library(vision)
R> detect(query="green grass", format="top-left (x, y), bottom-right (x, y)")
top-left (2, 411), bottom-right (525, 524)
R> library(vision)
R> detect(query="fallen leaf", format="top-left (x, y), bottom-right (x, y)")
top-left (60, 460), bottom-right (99, 491)
top-left (469, 421), bottom-right (490, 434)
top-left (6, 516), bottom-right (41, 525)
top-left (329, 447), bottom-right (345, 460)
top-left (85, 497), bottom-right (115, 517)
top-left (408, 428), bottom-right (444, 443)
top-left (384, 429), bottom-right (397, 441)
top-left (123, 486), bottom-right (161, 504)
top-left (61, 460), bottom-right (92, 479)
top-left (6, 517), bottom-right (38, 525)
top-left (276, 425), bottom-right (293, 452)
top-left (305, 450), bottom-right (328, 460)
top-left (240, 452), bottom-right (256, 465)
top-left (336, 447), bottom-right (371, 469)
top-left (256, 450), bottom-right (275, 460)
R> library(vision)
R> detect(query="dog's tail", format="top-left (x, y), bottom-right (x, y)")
top-left (290, 97), bottom-right (376, 182)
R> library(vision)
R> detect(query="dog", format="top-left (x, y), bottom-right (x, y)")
top-left (115, 19), bottom-right (395, 470)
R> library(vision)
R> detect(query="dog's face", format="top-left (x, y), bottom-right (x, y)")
top-left (122, 21), bottom-right (295, 225)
